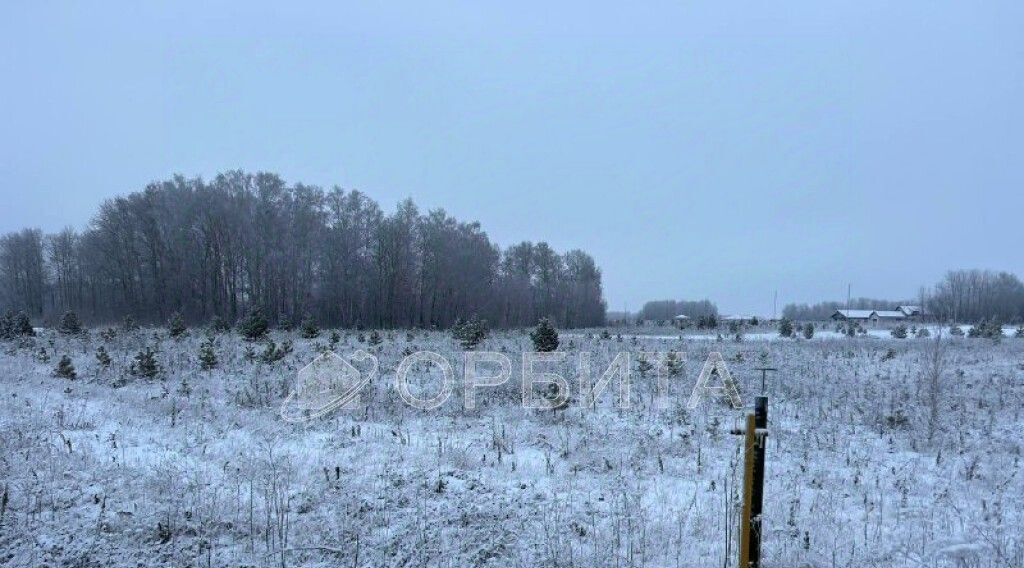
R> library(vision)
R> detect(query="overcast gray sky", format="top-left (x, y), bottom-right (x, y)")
top-left (2, 1), bottom-right (1022, 315)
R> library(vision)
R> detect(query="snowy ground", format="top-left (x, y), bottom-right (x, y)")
top-left (0, 328), bottom-right (1022, 567)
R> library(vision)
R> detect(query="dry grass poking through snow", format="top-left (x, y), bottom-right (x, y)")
top-left (0, 328), bottom-right (1021, 567)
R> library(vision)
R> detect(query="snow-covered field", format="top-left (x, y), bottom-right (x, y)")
top-left (1, 328), bottom-right (1022, 567)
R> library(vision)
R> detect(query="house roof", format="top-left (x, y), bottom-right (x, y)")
top-left (672, 314), bottom-right (690, 319)
top-left (722, 314), bottom-right (753, 320)
top-left (896, 305), bottom-right (921, 314)
top-left (833, 309), bottom-right (875, 319)
top-left (873, 310), bottom-right (905, 318)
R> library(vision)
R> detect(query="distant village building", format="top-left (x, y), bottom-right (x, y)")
top-left (722, 314), bottom-right (759, 326)
top-left (672, 314), bottom-right (690, 328)
top-left (830, 309), bottom-right (877, 322)
top-left (873, 310), bottom-right (905, 321)
top-left (896, 305), bottom-right (923, 317)
top-left (830, 308), bottom-right (921, 324)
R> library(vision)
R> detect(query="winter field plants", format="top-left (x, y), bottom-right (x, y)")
top-left (0, 328), bottom-right (1021, 567)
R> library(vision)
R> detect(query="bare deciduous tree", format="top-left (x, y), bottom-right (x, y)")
top-left (0, 171), bottom-right (607, 329)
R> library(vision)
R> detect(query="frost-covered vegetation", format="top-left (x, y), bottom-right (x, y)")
top-left (0, 327), bottom-right (1021, 567)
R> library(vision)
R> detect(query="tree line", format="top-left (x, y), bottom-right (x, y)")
top-left (639, 299), bottom-right (718, 322)
top-left (928, 269), bottom-right (1024, 323)
top-left (0, 171), bottom-right (606, 329)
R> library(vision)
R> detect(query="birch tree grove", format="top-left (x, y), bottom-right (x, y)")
top-left (929, 269), bottom-right (1024, 323)
top-left (0, 171), bottom-right (607, 328)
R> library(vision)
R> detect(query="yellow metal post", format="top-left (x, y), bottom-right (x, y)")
top-left (738, 412), bottom-right (755, 568)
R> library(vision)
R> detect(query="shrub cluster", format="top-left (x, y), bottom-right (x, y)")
top-left (0, 311), bottom-right (34, 339)
top-left (238, 309), bottom-right (269, 341)
top-left (967, 319), bottom-right (1004, 340)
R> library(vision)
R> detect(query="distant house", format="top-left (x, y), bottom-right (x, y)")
top-left (873, 310), bottom-right (905, 321)
top-left (831, 309), bottom-right (908, 324)
top-left (831, 309), bottom-right (877, 322)
top-left (896, 305), bottom-right (923, 317)
top-left (722, 315), bottom-right (755, 325)
top-left (672, 314), bottom-right (690, 328)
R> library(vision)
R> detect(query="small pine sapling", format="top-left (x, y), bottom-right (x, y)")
top-left (15, 311), bottom-right (34, 336)
top-left (130, 347), bottom-right (160, 378)
top-left (665, 351), bottom-right (684, 377)
top-left (95, 346), bottom-right (112, 368)
top-left (199, 337), bottom-right (218, 370)
top-left (778, 317), bottom-right (794, 338)
top-left (260, 341), bottom-right (279, 364)
top-left (300, 315), bottom-right (321, 339)
top-left (803, 322), bottom-right (815, 340)
top-left (178, 376), bottom-right (192, 398)
top-left (987, 319), bottom-right (1003, 341)
top-left (636, 353), bottom-right (654, 378)
top-left (55, 354), bottom-right (77, 379)
top-left (58, 311), bottom-right (83, 335)
top-left (259, 340), bottom-right (293, 363)
top-left (168, 312), bottom-right (187, 339)
top-left (542, 382), bottom-right (569, 411)
top-left (238, 309), bottom-right (269, 341)
top-left (452, 315), bottom-right (488, 350)
top-left (530, 318), bottom-right (560, 352)
top-left (209, 315), bottom-right (231, 334)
